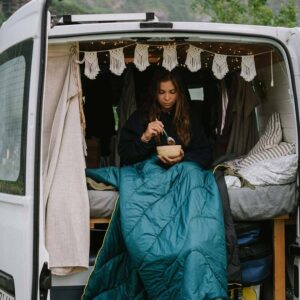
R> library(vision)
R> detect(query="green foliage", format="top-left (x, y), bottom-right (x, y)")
top-left (192, 0), bottom-right (298, 27)
top-left (274, 0), bottom-right (298, 27)
top-left (48, 0), bottom-right (201, 21)
top-left (0, 10), bottom-right (5, 26)
top-left (49, 0), bottom-right (90, 16)
top-left (1, 0), bottom-right (298, 27)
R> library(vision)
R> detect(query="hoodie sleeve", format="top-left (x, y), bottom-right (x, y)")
top-left (118, 110), bottom-right (156, 165)
top-left (183, 112), bottom-right (213, 169)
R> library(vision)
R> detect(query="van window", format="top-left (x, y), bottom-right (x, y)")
top-left (189, 87), bottom-right (204, 101)
top-left (0, 40), bottom-right (33, 195)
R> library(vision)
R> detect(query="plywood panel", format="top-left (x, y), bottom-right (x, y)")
top-left (259, 113), bottom-right (296, 128)
top-left (260, 100), bottom-right (294, 115)
top-left (282, 128), bottom-right (297, 143)
top-left (256, 61), bottom-right (297, 145)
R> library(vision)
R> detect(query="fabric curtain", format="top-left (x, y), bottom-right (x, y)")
top-left (43, 43), bottom-right (89, 275)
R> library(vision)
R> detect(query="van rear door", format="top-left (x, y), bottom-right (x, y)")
top-left (0, 0), bottom-right (49, 299)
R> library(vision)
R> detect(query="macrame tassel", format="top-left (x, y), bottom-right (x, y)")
top-left (134, 44), bottom-right (150, 71)
top-left (185, 45), bottom-right (203, 72)
top-left (162, 45), bottom-right (178, 71)
top-left (212, 54), bottom-right (229, 80)
top-left (77, 52), bottom-right (100, 80)
top-left (109, 48), bottom-right (126, 76)
top-left (240, 55), bottom-right (257, 82)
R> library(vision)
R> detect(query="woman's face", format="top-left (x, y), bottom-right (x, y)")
top-left (157, 80), bottom-right (177, 111)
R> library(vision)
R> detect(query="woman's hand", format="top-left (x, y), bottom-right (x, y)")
top-left (141, 120), bottom-right (164, 142)
top-left (158, 149), bottom-right (184, 165)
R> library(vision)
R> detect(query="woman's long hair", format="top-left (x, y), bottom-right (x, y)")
top-left (146, 69), bottom-right (191, 146)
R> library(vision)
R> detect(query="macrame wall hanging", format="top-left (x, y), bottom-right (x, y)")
top-left (240, 55), bottom-right (257, 82)
top-left (185, 45), bottom-right (203, 72)
top-left (162, 45), bottom-right (178, 71)
top-left (134, 44), bottom-right (150, 71)
top-left (77, 51), bottom-right (100, 80)
top-left (76, 42), bottom-right (274, 84)
top-left (212, 54), bottom-right (229, 80)
top-left (109, 48), bottom-right (126, 76)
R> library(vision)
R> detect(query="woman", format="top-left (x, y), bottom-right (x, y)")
top-left (83, 69), bottom-right (227, 300)
top-left (118, 69), bottom-right (212, 168)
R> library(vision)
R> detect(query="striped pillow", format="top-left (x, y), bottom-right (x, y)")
top-left (239, 142), bottom-right (296, 168)
top-left (248, 112), bottom-right (282, 155)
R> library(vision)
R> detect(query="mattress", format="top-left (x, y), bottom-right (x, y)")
top-left (89, 182), bottom-right (297, 220)
top-left (228, 182), bottom-right (297, 221)
top-left (88, 190), bottom-right (118, 218)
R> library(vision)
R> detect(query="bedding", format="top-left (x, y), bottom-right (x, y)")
top-left (83, 156), bottom-right (227, 299)
top-left (88, 155), bottom-right (298, 220)
top-left (225, 154), bottom-right (298, 187)
top-left (224, 154), bottom-right (298, 220)
top-left (228, 182), bottom-right (297, 220)
top-left (88, 190), bottom-right (118, 218)
top-left (89, 182), bottom-right (297, 223)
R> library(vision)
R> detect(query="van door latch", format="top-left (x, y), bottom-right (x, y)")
top-left (40, 262), bottom-right (51, 300)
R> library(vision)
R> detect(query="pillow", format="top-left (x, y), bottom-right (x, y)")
top-left (248, 112), bottom-right (282, 156)
top-left (239, 142), bottom-right (296, 169)
top-left (238, 154), bottom-right (298, 186)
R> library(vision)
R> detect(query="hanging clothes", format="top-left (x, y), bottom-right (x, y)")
top-left (117, 67), bottom-right (136, 130)
top-left (226, 74), bottom-right (261, 156)
top-left (220, 79), bottom-right (229, 135)
top-left (214, 76), bottom-right (236, 158)
top-left (82, 71), bottom-right (116, 139)
top-left (113, 67), bottom-right (137, 166)
top-left (82, 70), bottom-right (116, 158)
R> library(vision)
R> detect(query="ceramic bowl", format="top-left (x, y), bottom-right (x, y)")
top-left (156, 145), bottom-right (182, 158)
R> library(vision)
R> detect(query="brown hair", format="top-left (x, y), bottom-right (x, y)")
top-left (146, 69), bottom-right (191, 146)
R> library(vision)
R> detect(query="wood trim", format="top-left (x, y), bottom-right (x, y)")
top-left (90, 217), bottom-right (110, 229)
top-left (273, 215), bottom-right (288, 300)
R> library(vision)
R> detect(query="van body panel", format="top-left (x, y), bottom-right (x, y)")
top-left (49, 21), bottom-right (290, 42)
top-left (0, 0), bottom-right (48, 298)
top-left (2, 4), bottom-right (300, 298)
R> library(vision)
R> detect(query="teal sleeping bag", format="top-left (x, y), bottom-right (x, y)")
top-left (83, 157), bottom-right (227, 299)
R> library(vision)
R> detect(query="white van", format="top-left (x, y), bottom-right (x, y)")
top-left (1, 0), bottom-right (300, 299)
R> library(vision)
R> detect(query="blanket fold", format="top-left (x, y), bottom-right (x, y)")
top-left (83, 157), bottom-right (227, 299)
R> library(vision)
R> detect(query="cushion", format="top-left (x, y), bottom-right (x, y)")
top-left (248, 112), bottom-right (282, 155)
top-left (239, 142), bottom-right (296, 169)
top-left (238, 154), bottom-right (298, 186)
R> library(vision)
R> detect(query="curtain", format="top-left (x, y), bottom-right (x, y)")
top-left (43, 43), bottom-right (89, 275)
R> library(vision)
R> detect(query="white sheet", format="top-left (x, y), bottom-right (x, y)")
top-left (225, 154), bottom-right (298, 187)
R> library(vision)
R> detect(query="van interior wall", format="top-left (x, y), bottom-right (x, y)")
top-left (256, 62), bottom-right (297, 144)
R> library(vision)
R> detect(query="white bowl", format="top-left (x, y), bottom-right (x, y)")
top-left (156, 145), bottom-right (182, 158)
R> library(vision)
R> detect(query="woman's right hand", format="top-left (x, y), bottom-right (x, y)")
top-left (141, 120), bottom-right (164, 142)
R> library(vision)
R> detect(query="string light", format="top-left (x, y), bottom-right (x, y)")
top-left (77, 42), bottom-right (273, 82)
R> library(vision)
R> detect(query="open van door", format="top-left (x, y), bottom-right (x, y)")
top-left (0, 0), bottom-right (50, 299)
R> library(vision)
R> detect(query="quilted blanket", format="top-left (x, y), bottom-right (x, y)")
top-left (83, 157), bottom-right (227, 299)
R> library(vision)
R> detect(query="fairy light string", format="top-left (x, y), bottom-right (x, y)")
top-left (76, 41), bottom-right (275, 84)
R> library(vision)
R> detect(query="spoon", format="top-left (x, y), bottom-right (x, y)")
top-left (155, 118), bottom-right (176, 145)
top-left (162, 128), bottom-right (176, 145)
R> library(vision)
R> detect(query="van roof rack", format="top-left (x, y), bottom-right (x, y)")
top-left (55, 12), bottom-right (158, 25)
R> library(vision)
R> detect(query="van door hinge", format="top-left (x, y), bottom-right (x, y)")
top-left (39, 262), bottom-right (51, 300)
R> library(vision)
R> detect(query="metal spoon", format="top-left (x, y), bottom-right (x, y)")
top-left (162, 128), bottom-right (176, 145)
top-left (155, 118), bottom-right (176, 145)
